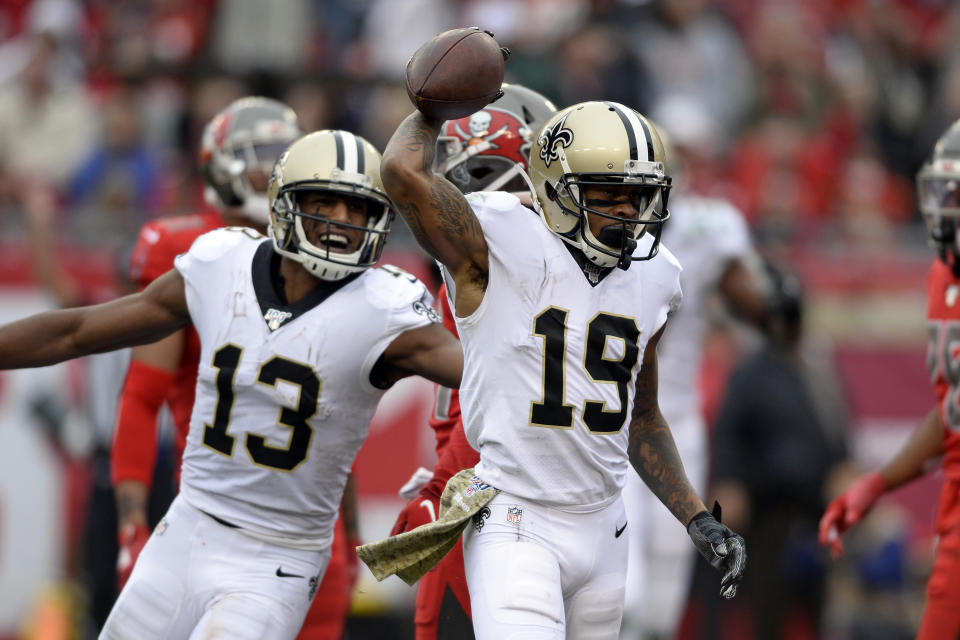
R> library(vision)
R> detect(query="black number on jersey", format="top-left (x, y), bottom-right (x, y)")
top-left (202, 345), bottom-right (320, 470)
top-left (249, 357), bottom-right (319, 470)
top-left (531, 307), bottom-right (575, 428)
top-left (203, 344), bottom-right (243, 456)
top-left (530, 307), bottom-right (641, 433)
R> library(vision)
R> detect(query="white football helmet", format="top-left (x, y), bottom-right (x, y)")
top-left (918, 118), bottom-right (960, 274)
top-left (200, 97), bottom-right (302, 224)
top-left (527, 101), bottom-right (672, 269)
top-left (268, 130), bottom-right (395, 281)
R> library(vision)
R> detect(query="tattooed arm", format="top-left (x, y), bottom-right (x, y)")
top-left (380, 111), bottom-right (489, 316)
top-left (628, 325), bottom-right (707, 526)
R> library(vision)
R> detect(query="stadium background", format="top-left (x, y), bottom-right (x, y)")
top-left (0, 0), bottom-right (953, 638)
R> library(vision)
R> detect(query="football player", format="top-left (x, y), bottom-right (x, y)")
top-left (390, 83), bottom-right (557, 640)
top-left (620, 116), bottom-right (768, 639)
top-left (819, 118), bottom-right (960, 639)
top-left (111, 97), bottom-right (359, 640)
top-left (0, 129), bottom-right (463, 639)
top-left (380, 85), bottom-right (746, 637)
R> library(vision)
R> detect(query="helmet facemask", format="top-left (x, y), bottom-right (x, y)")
top-left (918, 160), bottom-right (960, 277)
top-left (528, 101), bottom-right (673, 271)
top-left (271, 178), bottom-right (394, 281)
top-left (200, 98), bottom-right (301, 224)
top-left (545, 162), bottom-right (671, 270)
top-left (437, 137), bottom-right (529, 193)
top-left (436, 83), bottom-right (558, 195)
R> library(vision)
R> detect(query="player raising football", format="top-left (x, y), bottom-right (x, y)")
top-left (375, 29), bottom-right (746, 640)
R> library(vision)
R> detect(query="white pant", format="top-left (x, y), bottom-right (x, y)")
top-left (621, 412), bottom-right (706, 638)
top-left (463, 491), bottom-right (629, 640)
top-left (100, 495), bottom-right (329, 640)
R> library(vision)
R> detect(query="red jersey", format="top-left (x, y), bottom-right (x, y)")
top-left (926, 258), bottom-right (960, 482)
top-left (429, 285), bottom-right (462, 454)
top-left (112, 211), bottom-right (222, 484)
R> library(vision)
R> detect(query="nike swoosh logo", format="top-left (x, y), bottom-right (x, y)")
top-left (419, 499), bottom-right (437, 522)
top-left (615, 521), bottom-right (628, 538)
top-left (276, 567), bottom-right (305, 578)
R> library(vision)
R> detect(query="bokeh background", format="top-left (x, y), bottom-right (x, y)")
top-left (0, 0), bottom-right (955, 638)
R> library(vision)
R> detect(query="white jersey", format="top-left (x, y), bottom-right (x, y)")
top-left (174, 228), bottom-right (436, 550)
top-left (656, 195), bottom-right (753, 425)
top-left (451, 192), bottom-right (682, 511)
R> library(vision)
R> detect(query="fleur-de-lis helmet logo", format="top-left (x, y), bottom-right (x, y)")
top-left (538, 115), bottom-right (574, 168)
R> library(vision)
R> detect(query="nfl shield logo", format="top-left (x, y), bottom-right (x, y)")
top-left (506, 506), bottom-right (523, 524)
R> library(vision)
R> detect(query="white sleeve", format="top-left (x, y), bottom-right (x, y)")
top-left (359, 270), bottom-right (440, 384)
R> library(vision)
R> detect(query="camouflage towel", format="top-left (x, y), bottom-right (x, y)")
top-left (357, 468), bottom-right (498, 585)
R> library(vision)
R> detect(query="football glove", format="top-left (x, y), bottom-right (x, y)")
top-left (687, 502), bottom-right (746, 599)
top-left (818, 471), bottom-right (886, 558)
top-left (390, 482), bottom-right (442, 536)
top-left (116, 522), bottom-right (151, 590)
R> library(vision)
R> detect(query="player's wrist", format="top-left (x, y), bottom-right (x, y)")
top-left (686, 510), bottom-right (712, 532)
top-left (860, 471), bottom-right (888, 499)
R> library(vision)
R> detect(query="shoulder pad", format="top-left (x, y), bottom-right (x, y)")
top-left (366, 264), bottom-right (432, 310)
top-left (187, 227), bottom-right (264, 263)
top-left (466, 191), bottom-right (522, 214)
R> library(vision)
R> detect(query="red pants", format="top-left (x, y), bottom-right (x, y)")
top-left (918, 480), bottom-right (960, 640)
top-left (415, 538), bottom-right (474, 640)
top-left (297, 517), bottom-right (351, 640)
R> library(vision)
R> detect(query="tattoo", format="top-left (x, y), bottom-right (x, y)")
top-left (429, 180), bottom-right (485, 243)
top-left (399, 116), bottom-right (438, 173)
top-left (395, 200), bottom-right (442, 258)
top-left (388, 113), bottom-right (489, 289)
top-left (628, 355), bottom-right (701, 526)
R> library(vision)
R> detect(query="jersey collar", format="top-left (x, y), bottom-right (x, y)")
top-left (251, 241), bottom-right (361, 332)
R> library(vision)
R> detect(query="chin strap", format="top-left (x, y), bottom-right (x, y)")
top-left (617, 241), bottom-right (635, 270)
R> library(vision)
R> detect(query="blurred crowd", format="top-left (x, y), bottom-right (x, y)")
top-left (0, 0), bottom-right (957, 639)
top-left (0, 0), bottom-right (955, 257)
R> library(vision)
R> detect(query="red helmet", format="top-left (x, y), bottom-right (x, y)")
top-left (436, 83), bottom-right (557, 193)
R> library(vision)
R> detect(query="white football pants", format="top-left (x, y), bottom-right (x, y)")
top-left (620, 412), bottom-right (707, 638)
top-left (463, 490), bottom-right (629, 640)
top-left (100, 494), bottom-right (329, 640)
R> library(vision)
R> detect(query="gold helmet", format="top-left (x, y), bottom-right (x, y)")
top-left (268, 130), bottom-right (395, 281)
top-left (527, 101), bottom-right (672, 269)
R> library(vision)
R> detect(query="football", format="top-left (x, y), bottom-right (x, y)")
top-left (405, 27), bottom-right (507, 122)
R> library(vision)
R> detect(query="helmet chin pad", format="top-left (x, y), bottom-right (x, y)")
top-left (596, 224), bottom-right (636, 254)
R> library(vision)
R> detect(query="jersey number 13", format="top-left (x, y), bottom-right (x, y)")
top-left (203, 344), bottom-right (319, 471)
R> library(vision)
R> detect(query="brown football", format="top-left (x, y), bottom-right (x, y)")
top-left (405, 27), bottom-right (507, 122)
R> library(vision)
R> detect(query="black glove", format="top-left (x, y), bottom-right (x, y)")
top-left (687, 501), bottom-right (746, 599)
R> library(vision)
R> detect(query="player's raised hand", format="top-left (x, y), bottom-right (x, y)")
top-left (390, 482), bottom-right (442, 536)
top-left (818, 471), bottom-right (886, 558)
top-left (405, 27), bottom-right (508, 122)
top-left (687, 502), bottom-right (746, 599)
top-left (116, 522), bottom-right (151, 590)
